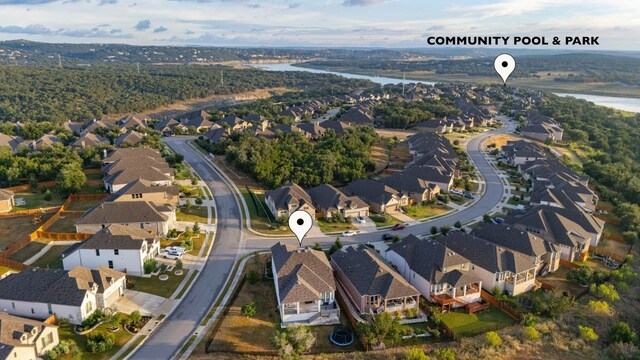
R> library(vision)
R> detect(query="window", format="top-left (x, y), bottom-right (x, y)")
top-left (114, 249), bottom-right (119, 255)
top-left (11, 302), bottom-right (14, 309)
top-left (96, 249), bottom-right (100, 256)
top-left (140, 223), bottom-right (144, 229)
top-left (47, 303), bottom-right (52, 315)
top-left (31, 308), bottom-right (34, 314)
top-left (108, 260), bottom-right (114, 269)
top-left (41, 333), bottom-right (54, 347)
top-left (368, 295), bottom-right (379, 306)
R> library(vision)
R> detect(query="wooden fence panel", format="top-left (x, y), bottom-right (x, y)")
top-left (480, 290), bottom-right (523, 322)
top-left (335, 290), bottom-right (369, 351)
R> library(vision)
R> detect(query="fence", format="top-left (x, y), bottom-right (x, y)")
top-left (480, 290), bottom-right (523, 322)
top-left (0, 192), bottom-right (108, 261)
top-left (37, 232), bottom-right (92, 241)
top-left (335, 290), bottom-right (369, 351)
top-left (0, 257), bottom-right (28, 271)
top-left (589, 247), bottom-right (627, 262)
top-left (559, 259), bottom-right (582, 269)
top-left (0, 207), bottom-right (61, 218)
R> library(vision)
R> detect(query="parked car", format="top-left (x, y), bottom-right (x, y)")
top-left (355, 216), bottom-right (366, 224)
top-left (391, 224), bottom-right (406, 231)
top-left (494, 217), bottom-right (505, 224)
top-left (162, 251), bottom-right (183, 260)
top-left (451, 189), bottom-right (464, 196)
top-left (165, 246), bottom-right (187, 254)
top-left (464, 193), bottom-right (475, 199)
top-left (381, 233), bottom-right (396, 241)
top-left (341, 230), bottom-right (357, 237)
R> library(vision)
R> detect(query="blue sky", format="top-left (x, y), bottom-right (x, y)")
top-left (0, 0), bottom-right (637, 50)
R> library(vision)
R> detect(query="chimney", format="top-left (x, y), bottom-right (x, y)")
top-left (81, 140), bottom-right (85, 148)
top-left (103, 149), bottom-right (107, 159)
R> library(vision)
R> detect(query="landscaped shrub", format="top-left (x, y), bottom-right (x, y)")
top-left (80, 310), bottom-right (107, 331)
top-left (485, 331), bottom-right (502, 347)
top-left (128, 311), bottom-right (142, 327)
top-left (404, 307), bottom-right (419, 319)
top-left (176, 259), bottom-right (183, 270)
top-left (241, 302), bottom-right (256, 318)
top-left (87, 332), bottom-right (115, 353)
top-left (590, 283), bottom-right (620, 301)
top-left (247, 270), bottom-right (260, 285)
top-left (404, 348), bottom-right (430, 360)
top-left (143, 259), bottom-right (157, 274)
top-left (567, 266), bottom-right (593, 286)
top-left (523, 326), bottom-right (540, 341)
top-left (44, 340), bottom-right (77, 360)
top-left (588, 300), bottom-right (613, 316)
top-left (432, 348), bottom-right (455, 360)
top-left (579, 325), bottom-right (599, 342)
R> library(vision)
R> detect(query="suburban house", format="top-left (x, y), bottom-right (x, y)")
top-left (154, 118), bottom-right (182, 136)
top-left (402, 164), bottom-right (455, 193)
top-left (102, 156), bottom-right (173, 193)
top-left (473, 223), bottom-right (561, 275)
top-left (117, 115), bottom-right (147, 131)
top-left (62, 225), bottom-right (160, 276)
top-left (108, 178), bottom-right (180, 207)
top-left (114, 130), bottom-right (145, 147)
top-left (0, 267), bottom-right (125, 325)
top-left (179, 110), bottom-right (214, 131)
top-left (435, 233), bottom-right (538, 296)
top-left (270, 243), bottom-right (339, 325)
top-left (75, 201), bottom-right (173, 236)
top-left (203, 127), bottom-right (229, 143)
top-left (520, 110), bottom-right (564, 142)
top-left (331, 245), bottom-right (420, 315)
top-left (501, 140), bottom-right (546, 166)
top-left (102, 147), bottom-right (164, 166)
top-left (319, 121), bottom-right (350, 136)
top-left (33, 134), bottom-right (63, 149)
top-left (0, 189), bottom-right (14, 213)
top-left (71, 133), bottom-right (109, 149)
top-left (413, 119), bottom-right (452, 134)
top-left (296, 123), bottom-right (326, 140)
top-left (381, 173), bottom-right (441, 203)
top-left (216, 115), bottom-right (250, 131)
top-left (265, 183), bottom-right (316, 219)
top-left (0, 312), bottom-right (59, 360)
top-left (0, 133), bottom-right (25, 154)
top-left (306, 184), bottom-right (369, 219)
top-left (385, 235), bottom-right (483, 312)
top-left (506, 205), bottom-right (595, 261)
top-left (339, 107), bottom-right (374, 125)
top-left (343, 179), bottom-right (409, 213)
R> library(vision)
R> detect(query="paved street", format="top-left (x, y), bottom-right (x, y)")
top-left (130, 138), bottom-right (245, 360)
top-left (130, 119), bottom-right (515, 359)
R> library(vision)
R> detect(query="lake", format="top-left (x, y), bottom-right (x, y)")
top-left (248, 63), bottom-right (640, 113)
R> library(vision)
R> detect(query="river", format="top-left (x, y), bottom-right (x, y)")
top-left (247, 63), bottom-right (640, 113)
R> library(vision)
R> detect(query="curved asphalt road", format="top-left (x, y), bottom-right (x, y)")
top-left (130, 119), bottom-right (514, 359)
top-left (130, 137), bottom-right (245, 360)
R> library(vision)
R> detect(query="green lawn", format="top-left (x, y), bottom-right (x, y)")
top-left (369, 213), bottom-right (401, 228)
top-left (240, 189), bottom-right (291, 235)
top-left (57, 320), bottom-right (134, 360)
top-left (438, 307), bottom-right (516, 338)
top-left (128, 269), bottom-right (190, 298)
top-left (46, 216), bottom-right (78, 233)
top-left (31, 244), bottom-right (72, 269)
top-left (65, 199), bottom-right (103, 211)
top-left (76, 186), bottom-right (108, 194)
top-left (316, 219), bottom-right (356, 233)
top-left (85, 173), bottom-right (103, 180)
top-left (12, 191), bottom-right (66, 212)
top-left (176, 206), bottom-right (210, 223)
top-left (161, 233), bottom-right (206, 256)
top-left (403, 204), bottom-right (451, 220)
top-left (8, 239), bottom-right (50, 263)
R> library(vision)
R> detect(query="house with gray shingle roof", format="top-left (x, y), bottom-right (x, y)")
top-left (0, 133), bottom-right (25, 154)
top-left (342, 179), bottom-right (408, 213)
top-left (473, 223), bottom-right (561, 275)
top-left (75, 201), bottom-right (173, 236)
top-left (0, 312), bottom-right (60, 360)
top-left (331, 245), bottom-right (420, 315)
top-left (265, 183), bottom-right (315, 219)
top-left (114, 130), bottom-right (145, 148)
top-left (0, 267), bottom-right (125, 325)
top-left (501, 140), bottom-right (546, 166)
top-left (307, 184), bottom-right (369, 219)
top-left (385, 235), bottom-right (482, 311)
top-left (381, 172), bottom-right (441, 203)
top-left (506, 205), bottom-right (600, 261)
top-left (62, 224), bottom-right (160, 276)
top-left (436, 233), bottom-right (538, 296)
top-left (72, 132), bottom-right (109, 149)
top-left (270, 243), bottom-right (339, 325)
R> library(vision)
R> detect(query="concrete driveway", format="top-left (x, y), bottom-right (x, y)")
top-left (113, 290), bottom-right (165, 316)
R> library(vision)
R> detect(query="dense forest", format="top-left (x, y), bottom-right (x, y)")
top-left (301, 53), bottom-right (640, 86)
top-left (537, 95), bottom-right (640, 232)
top-left (198, 126), bottom-right (379, 188)
top-left (374, 98), bottom-right (460, 128)
top-left (0, 65), bottom-right (373, 123)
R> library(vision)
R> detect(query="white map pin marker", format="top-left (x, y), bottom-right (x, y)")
top-left (288, 210), bottom-right (313, 246)
top-left (494, 53), bottom-right (516, 85)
